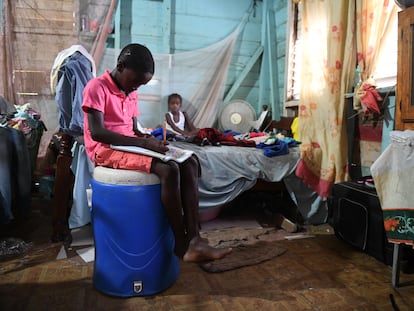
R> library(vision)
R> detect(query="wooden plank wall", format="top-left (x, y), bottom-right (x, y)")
top-left (0, 0), bottom-right (79, 157)
top-left (0, 0), bottom-right (290, 154)
top-left (6, 0), bottom-right (77, 102)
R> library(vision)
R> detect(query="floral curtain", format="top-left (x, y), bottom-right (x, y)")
top-left (353, 0), bottom-right (398, 112)
top-left (296, 0), bottom-right (399, 198)
top-left (355, 0), bottom-right (398, 83)
top-left (295, 0), bottom-right (356, 198)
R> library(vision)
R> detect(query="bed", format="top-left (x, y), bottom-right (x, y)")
top-left (169, 115), bottom-right (327, 223)
top-left (171, 140), bottom-right (300, 221)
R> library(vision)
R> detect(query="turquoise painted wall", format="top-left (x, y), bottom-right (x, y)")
top-left (110, 0), bottom-right (288, 123)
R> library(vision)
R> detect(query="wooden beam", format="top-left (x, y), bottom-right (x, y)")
top-left (223, 45), bottom-right (263, 103)
top-left (91, 0), bottom-right (118, 69)
top-left (115, 0), bottom-right (132, 49)
top-left (259, 1), bottom-right (280, 120)
top-left (258, 0), bottom-right (269, 108)
top-left (161, 0), bottom-right (171, 54)
top-left (265, 8), bottom-right (280, 120)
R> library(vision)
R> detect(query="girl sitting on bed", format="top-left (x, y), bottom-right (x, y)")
top-left (165, 93), bottom-right (199, 137)
top-left (164, 93), bottom-right (255, 147)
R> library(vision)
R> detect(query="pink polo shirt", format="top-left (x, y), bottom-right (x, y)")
top-left (82, 70), bottom-right (152, 172)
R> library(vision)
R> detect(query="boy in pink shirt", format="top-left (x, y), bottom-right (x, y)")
top-left (82, 43), bottom-right (231, 262)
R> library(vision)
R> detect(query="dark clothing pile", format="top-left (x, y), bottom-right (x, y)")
top-left (0, 96), bottom-right (45, 224)
top-left (0, 126), bottom-right (32, 224)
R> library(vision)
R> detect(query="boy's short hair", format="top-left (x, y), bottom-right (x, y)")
top-left (118, 43), bottom-right (154, 74)
top-left (168, 93), bottom-right (182, 104)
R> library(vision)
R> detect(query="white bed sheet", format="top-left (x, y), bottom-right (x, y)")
top-left (172, 141), bottom-right (300, 209)
top-left (172, 141), bottom-right (328, 225)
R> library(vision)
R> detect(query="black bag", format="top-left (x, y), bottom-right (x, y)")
top-left (327, 180), bottom-right (393, 265)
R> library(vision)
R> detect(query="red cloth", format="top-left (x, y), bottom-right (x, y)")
top-left (295, 160), bottom-right (332, 198)
top-left (194, 128), bottom-right (256, 147)
top-left (360, 83), bottom-right (382, 114)
top-left (249, 131), bottom-right (265, 138)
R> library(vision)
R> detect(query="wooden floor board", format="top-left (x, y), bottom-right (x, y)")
top-left (1, 196), bottom-right (414, 310)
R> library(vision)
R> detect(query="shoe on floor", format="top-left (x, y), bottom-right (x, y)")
top-left (274, 213), bottom-right (297, 233)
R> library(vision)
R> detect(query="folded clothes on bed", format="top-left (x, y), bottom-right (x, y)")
top-left (256, 135), bottom-right (301, 157)
top-left (256, 140), bottom-right (289, 157)
top-left (281, 137), bottom-right (301, 147)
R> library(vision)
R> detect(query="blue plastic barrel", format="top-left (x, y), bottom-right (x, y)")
top-left (91, 178), bottom-right (179, 297)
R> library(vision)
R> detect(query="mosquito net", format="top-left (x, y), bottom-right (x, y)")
top-left (99, 27), bottom-right (240, 129)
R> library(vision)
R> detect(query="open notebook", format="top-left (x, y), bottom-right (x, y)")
top-left (110, 144), bottom-right (194, 163)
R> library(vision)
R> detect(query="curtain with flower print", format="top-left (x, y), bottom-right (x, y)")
top-left (355, 0), bottom-right (398, 82)
top-left (353, 0), bottom-right (398, 112)
top-left (295, 0), bottom-right (356, 198)
top-left (295, 0), bottom-right (399, 198)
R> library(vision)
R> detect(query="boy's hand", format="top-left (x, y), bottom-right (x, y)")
top-left (142, 136), bottom-right (169, 154)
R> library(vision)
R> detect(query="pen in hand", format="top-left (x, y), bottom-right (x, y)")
top-left (163, 119), bottom-right (167, 143)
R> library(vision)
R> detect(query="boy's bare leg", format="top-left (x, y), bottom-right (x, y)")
top-left (151, 160), bottom-right (187, 257)
top-left (177, 156), bottom-right (199, 238)
top-left (179, 156), bottom-right (232, 263)
top-left (152, 157), bottom-right (232, 262)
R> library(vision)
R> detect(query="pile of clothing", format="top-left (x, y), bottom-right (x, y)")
top-left (152, 124), bottom-right (301, 158)
top-left (0, 97), bottom-right (46, 224)
top-left (256, 134), bottom-right (300, 157)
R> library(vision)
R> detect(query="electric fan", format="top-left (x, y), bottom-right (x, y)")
top-left (218, 99), bottom-right (257, 133)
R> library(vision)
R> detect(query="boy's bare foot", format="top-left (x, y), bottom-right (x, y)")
top-left (182, 236), bottom-right (232, 263)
